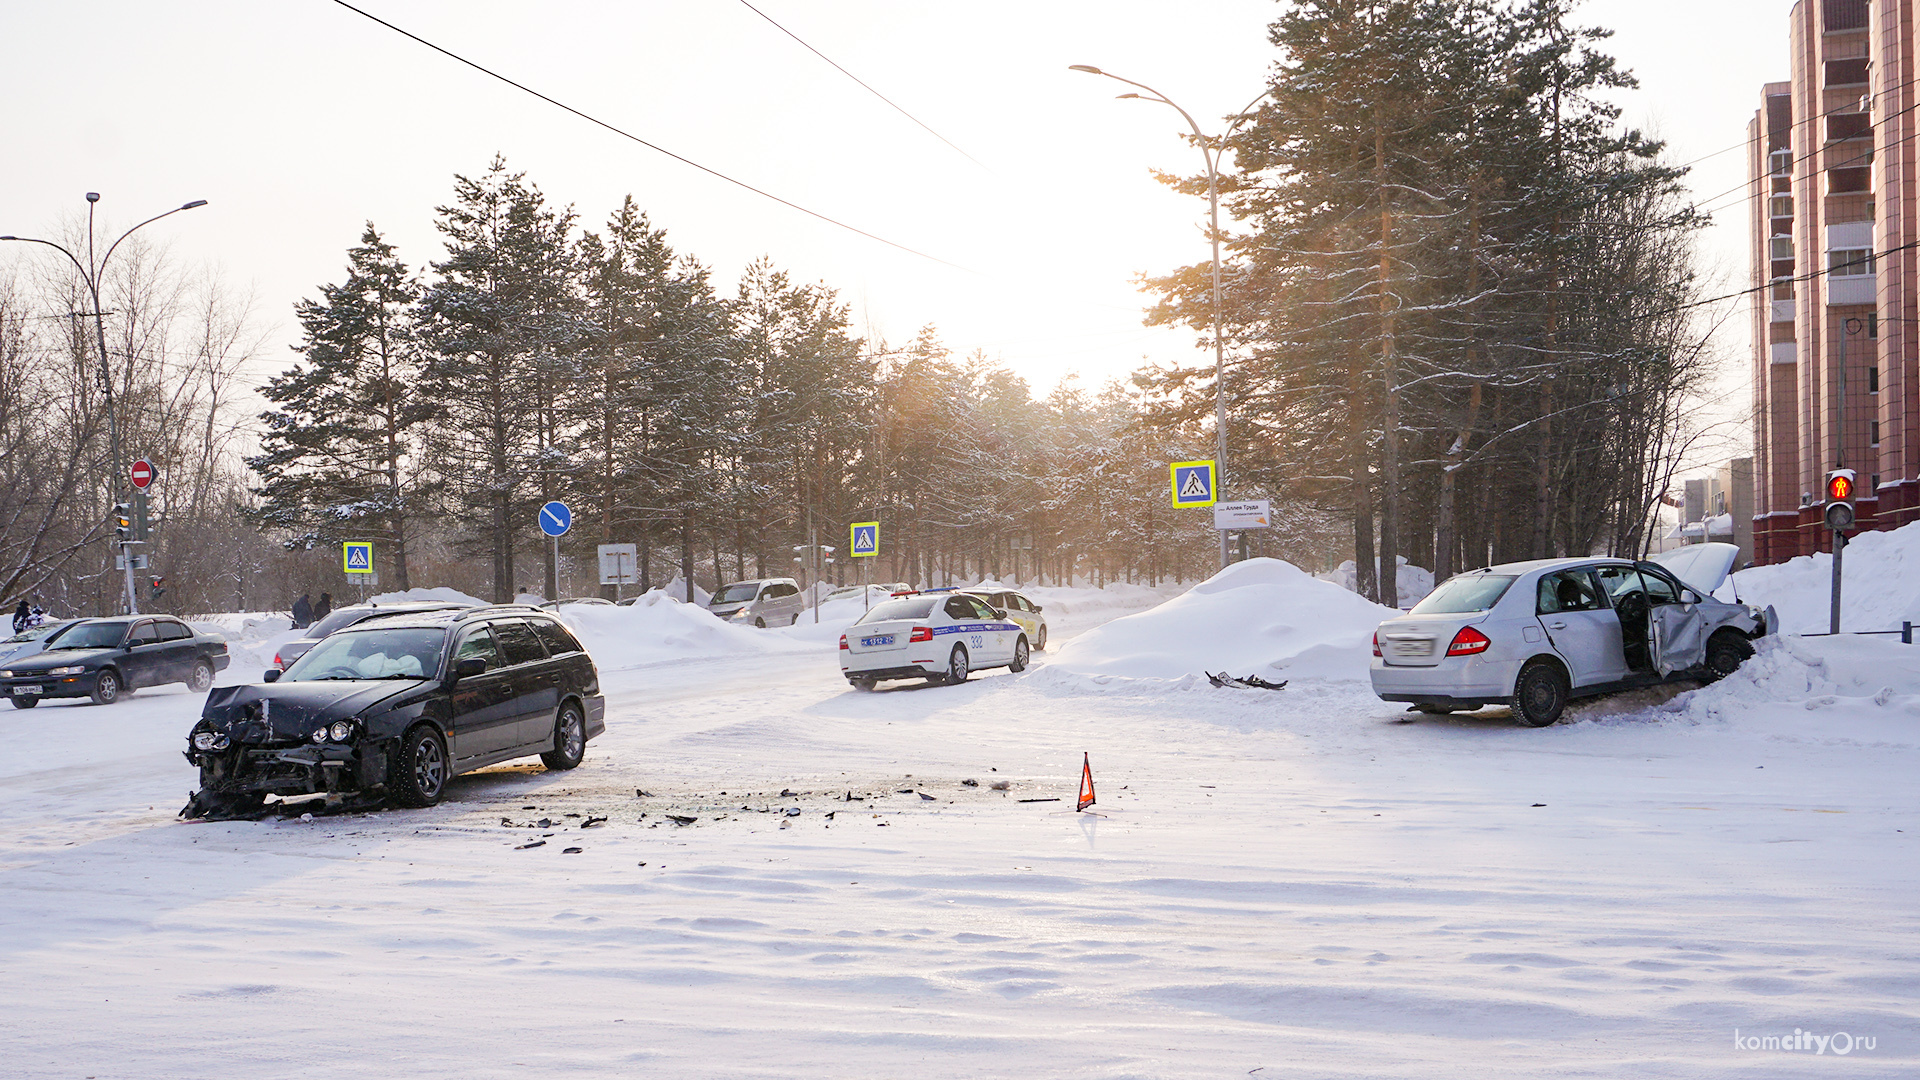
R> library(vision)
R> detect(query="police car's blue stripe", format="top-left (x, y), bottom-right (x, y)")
top-left (932, 623), bottom-right (1020, 635)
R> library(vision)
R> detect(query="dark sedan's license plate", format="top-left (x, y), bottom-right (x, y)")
top-left (14, 684), bottom-right (43, 695)
top-left (861, 634), bottom-right (896, 647)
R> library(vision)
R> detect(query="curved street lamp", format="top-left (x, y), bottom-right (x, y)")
top-left (2, 193), bottom-right (209, 614)
top-left (1071, 65), bottom-right (1268, 570)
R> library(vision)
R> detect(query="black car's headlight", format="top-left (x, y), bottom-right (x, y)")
top-left (313, 718), bottom-right (362, 744)
top-left (46, 666), bottom-right (85, 676)
top-left (193, 730), bottom-right (231, 752)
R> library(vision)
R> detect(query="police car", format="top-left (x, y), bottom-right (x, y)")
top-left (839, 590), bottom-right (1031, 690)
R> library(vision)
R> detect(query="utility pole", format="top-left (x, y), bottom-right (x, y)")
top-left (3, 193), bottom-right (207, 615)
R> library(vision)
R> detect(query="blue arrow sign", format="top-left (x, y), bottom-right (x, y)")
top-left (539, 501), bottom-right (572, 537)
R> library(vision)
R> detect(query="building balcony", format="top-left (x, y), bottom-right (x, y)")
top-left (1826, 273), bottom-right (1876, 306)
top-left (1772, 300), bottom-right (1796, 322)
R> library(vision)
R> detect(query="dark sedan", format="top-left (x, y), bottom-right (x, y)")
top-left (182, 605), bottom-right (606, 818)
top-left (2, 616), bottom-right (230, 708)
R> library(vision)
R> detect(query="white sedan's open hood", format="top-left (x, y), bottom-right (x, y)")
top-left (1649, 542), bottom-right (1741, 595)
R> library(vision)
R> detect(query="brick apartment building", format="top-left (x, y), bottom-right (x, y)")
top-left (1749, 0), bottom-right (1920, 564)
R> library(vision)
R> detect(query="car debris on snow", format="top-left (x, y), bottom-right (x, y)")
top-left (1207, 671), bottom-right (1287, 690)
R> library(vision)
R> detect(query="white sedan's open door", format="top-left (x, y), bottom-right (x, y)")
top-left (1648, 598), bottom-right (1709, 676)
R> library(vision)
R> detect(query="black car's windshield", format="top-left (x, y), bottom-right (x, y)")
top-left (282, 627), bottom-right (446, 681)
top-left (47, 622), bottom-right (127, 649)
top-left (712, 583), bottom-right (761, 604)
top-left (1410, 574), bottom-right (1518, 615)
top-left (856, 598), bottom-right (936, 624)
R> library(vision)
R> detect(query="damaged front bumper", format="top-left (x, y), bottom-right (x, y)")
top-left (183, 737), bottom-right (392, 819)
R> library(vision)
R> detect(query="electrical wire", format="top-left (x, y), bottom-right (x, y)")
top-left (732, 0), bottom-right (986, 170)
top-left (324, 0), bottom-right (969, 271)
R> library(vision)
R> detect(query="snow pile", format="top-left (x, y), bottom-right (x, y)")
top-left (555, 592), bottom-right (812, 671)
top-left (1659, 634), bottom-right (1920, 743)
top-left (1732, 519), bottom-right (1920, 633)
top-left (635, 576), bottom-right (712, 607)
top-left (1317, 556), bottom-right (1435, 608)
top-left (369, 586), bottom-right (486, 607)
top-left (1046, 557), bottom-right (1397, 683)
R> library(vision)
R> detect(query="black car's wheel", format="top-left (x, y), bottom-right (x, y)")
top-left (850, 677), bottom-right (876, 692)
top-left (186, 660), bottom-right (215, 693)
top-left (390, 725), bottom-right (448, 807)
top-left (90, 669), bottom-right (122, 706)
top-left (1704, 631), bottom-right (1755, 682)
top-left (541, 701), bottom-right (586, 771)
top-left (1008, 636), bottom-right (1030, 673)
top-left (10, 695), bottom-right (38, 709)
top-left (754, 617), bottom-right (766, 629)
top-left (1513, 660), bottom-right (1568, 728)
top-left (943, 645), bottom-right (970, 685)
top-left (1035, 626), bottom-right (1048, 651)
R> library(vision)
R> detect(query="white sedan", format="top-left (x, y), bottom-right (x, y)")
top-left (839, 591), bottom-right (1031, 690)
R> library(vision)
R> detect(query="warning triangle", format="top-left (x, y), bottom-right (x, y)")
top-left (1076, 752), bottom-right (1096, 811)
top-left (1178, 469), bottom-right (1210, 500)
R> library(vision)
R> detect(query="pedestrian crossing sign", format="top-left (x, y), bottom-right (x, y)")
top-left (1170, 460), bottom-right (1217, 508)
top-left (850, 522), bottom-right (879, 558)
top-left (343, 541), bottom-right (374, 574)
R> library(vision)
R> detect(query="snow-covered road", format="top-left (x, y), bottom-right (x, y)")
top-left (2, 613), bottom-right (1916, 1077)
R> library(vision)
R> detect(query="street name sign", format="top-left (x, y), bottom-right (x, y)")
top-left (1213, 500), bottom-right (1272, 530)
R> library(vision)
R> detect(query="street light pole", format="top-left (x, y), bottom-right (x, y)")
top-left (1071, 66), bottom-right (1266, 571)
top-left (3, 193), bottom-right (208, 615)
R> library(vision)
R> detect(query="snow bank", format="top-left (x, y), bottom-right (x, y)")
top-left (1655, 634), bottom-right (1920, 746)
top-left (555, 592), bottom-right (812, 671)
top-left (1047, 557), bottom-right (1397, 683)
top-left (369, 586), bottom-right (486, 607)
top-left (1318, 556), bottom-right (1435, 608)
top-left (1732, 519), bottom-right (1920, 633)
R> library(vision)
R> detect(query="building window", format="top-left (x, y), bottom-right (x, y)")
top-left (1771, 196), bottom-right (1794, 218)
top-left (1824, 0), bottom-right (1869, 31)
top-left (1870, 362), bottom-right (1880, 392)
top-left (1826, 57), bottom-right (1871, 85)
top-left (1871, 420), bottom-right (1881, 447)
top-left (1772, 280), bottom-right (1795, 300)
top-left (1830, 166), bottom-right (1873, 194)
top-left (1771, 149), bottom-right (1793, 175)
top-left (1771, 236), bottom-right (1794, 259)
top-left (1827, 112), bottom-right (1872, 141)
top-left (1873, 473), bottom-right (1882, 489)
top-left (1830, 247), bottom-right (1875, 276)
top-left (1869, 311), bottom-right (1879, 338)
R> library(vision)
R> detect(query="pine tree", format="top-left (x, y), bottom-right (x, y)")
top-left (250, 223), bottom-right (429, 589)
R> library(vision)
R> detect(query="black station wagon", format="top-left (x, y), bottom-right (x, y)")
top-left (183, 606), bottom-right (605, 818)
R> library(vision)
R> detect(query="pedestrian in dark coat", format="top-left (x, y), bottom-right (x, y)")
top-left (291, 594), bottom-right (313, 629)
top-left (11, 600), bottom-right (29, 635)
top-left (315, 592), bottom-right (333, 621)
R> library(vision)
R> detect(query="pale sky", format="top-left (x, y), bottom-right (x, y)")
top-left (1, 1), bottom-right (1794, 446)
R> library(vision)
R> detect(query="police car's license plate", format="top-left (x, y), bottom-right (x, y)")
top-left (861, 635), bottom-right (895, 647)
top-left (14, 684), bottom-right (43, 695)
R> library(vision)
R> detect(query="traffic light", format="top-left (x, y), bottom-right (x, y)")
top-left (1824, 469), bottom-right (1857, 531)
top-left (149, 576), bottom-right (166, 601)
top-left (112, 503), bottom-right (133, 541)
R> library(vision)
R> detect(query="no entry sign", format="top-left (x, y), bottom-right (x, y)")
top-left (130, 459), bottom-right (154, 489)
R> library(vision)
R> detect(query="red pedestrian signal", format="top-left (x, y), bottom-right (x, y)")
top-left (1824, 469), bottom-right (1857, 532)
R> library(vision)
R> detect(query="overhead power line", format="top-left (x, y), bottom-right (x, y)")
top-left (734, 0), bottom-right (986, 170)
top-left (325, 0), bottom-right (968, 271)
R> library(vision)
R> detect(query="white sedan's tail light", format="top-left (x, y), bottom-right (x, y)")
top-left (1372, 631), bottom-right (1382, 658)
top-left (1446, 626), bottom-right (1491, 656)
top-left (838, 635), bottom-right (848, 650)
top-left (909, 627), bottom-right (933, 643)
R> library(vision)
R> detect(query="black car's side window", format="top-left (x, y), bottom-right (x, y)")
top-left (158, 621), bottom-right (193, 641)
top-left (491, 620), bottom-right (547, 666)
top-left (453, 627), bottom-right (500, 668)
top-left (943, 597), bottom-right (973, 620)
top-left (128, 622), bottom-right (160, 646)
top-left (529, 618), bottom-right (582, 656)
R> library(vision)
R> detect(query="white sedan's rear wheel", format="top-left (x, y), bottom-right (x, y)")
top-left (944, 645), bottom-right (969, 685)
